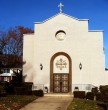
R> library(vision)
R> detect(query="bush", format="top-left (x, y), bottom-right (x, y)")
top-left (0, 85), bottom-right (7, 97)
top-left (22, 82), bottom-right (33, 91)
top-left (21, 82), bottom-right (33, 95)
top-left (32, 90), bottom-right (44, 97)
top-left (24, 90), bottom-right (32, 95)
top-left (96, 92), bottom-right (104, 101)
top-left (97, 85), bottom-right (108, 102)
top-left (0, 82), bottom-right (8, 97)
top-left (99, 85), bottom-right (108, 95)
top-left (92, 87), bottom-right (98, 95)
top-left (0, 81), bottom-right (34, 95)
top-left (10, 81), bottom-right (22, 87)
top-left (91, 85), bottom-right (108, 110)
top-left (86, 92), bottom-right (94, 100)
top-left (7, 84), bottom-right (14, 94)
top-left (3, 81), bottom-right (14, 95)
top-left (73, 91), bottom-right (85, 99)
top-left (0, 89), bottom-right (7, 97)
top-left (11, 82), bottom-right (33, 95)
top-left (14, 87), bottom-right (26, 95)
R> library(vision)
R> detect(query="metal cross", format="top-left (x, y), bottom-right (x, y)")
top-left (58, 2), bottom-right (64, 13)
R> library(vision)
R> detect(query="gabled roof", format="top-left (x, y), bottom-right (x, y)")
top-left (35, 12), bottom-right (89, 24)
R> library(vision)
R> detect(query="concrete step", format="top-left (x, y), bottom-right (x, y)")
top-left (44, 93), bottom-right (73, 97)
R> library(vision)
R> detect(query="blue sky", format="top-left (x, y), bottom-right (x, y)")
top-left (0, 0), bottom-right (108, 67)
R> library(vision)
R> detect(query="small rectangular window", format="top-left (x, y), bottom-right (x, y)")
top-left (7, 69), bottom-right (10, 73)
top-left (4, 69), bottom-right (10, 73)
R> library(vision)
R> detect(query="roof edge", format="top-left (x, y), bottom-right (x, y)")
top-left (23, 33), bottom-right (34, 36)
top-left (34, 12), bottom-right (89, 24)
top-left (89, 30), bottom-right (104, 32)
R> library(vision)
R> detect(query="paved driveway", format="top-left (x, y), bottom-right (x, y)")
top-left (20, 96), bottom-right (72, 110)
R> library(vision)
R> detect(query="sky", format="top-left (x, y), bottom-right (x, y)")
top-left (0, 0), bottom-right (108, 67)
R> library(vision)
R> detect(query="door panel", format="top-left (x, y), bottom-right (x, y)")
top-left (53, 74), bottom-right (69, 93)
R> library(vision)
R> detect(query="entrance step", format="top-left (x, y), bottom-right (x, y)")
top-left (44, 93), bottom-right (73, 97)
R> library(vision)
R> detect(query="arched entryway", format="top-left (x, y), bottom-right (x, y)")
top-left (50, 52), bottom-right (72, 93)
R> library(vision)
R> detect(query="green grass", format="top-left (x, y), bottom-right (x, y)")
top-left (0, 95), bottom-right (38, 110)
top-left (67, 98), bottom-right (104, 110)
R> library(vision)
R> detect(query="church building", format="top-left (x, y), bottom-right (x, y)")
top-left (23, 4), bottom-right (108, 93)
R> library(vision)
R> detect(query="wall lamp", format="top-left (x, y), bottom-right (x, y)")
top-left (40, 64), bottom-right (43, 70)
top-left (79, 62), bottom-right (82, 70)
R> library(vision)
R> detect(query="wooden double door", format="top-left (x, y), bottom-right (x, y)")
top-left (53, 74), bottom-right (69, 93)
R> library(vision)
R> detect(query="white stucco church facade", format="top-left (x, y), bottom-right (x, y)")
top-left (23, 10), bottom-right (108, 93)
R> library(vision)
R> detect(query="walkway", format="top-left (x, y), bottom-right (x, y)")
top-left (20, 96), bottom-right (73, 110)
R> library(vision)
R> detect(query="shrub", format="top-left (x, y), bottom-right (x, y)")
top-left (0, 89), bottom-right (7, 97)
top-left (97, 85), bottom-right (108, 102)
top-left (22, 82), bottom-right (33, 91)
top-left (1, 81), bottom-right (14, 95)
top-left (95, 85), bottom-right (108, 110)
top-left (0, 85), bottom-right (7, 97)
top-left (25, 90), bottom-right (32, 95)
top-left (14, 87), bottom-right (26, 95)
top-left (86, 92), bottom-right (94, 100)
top-left (0, 82), bottom-right (8, 97)
top-left (92, 87), bottom-right (98, 95)
top-left (73, 91), bottom-right (85, 99)
top-left (32, 90), bottom-right (44, 97)
top-left (10, 81), bottom-right (22, 87)
top-left (96, 92), bottom-right (105, 101)
top-left (99, 85), bottom-right (108, 95)
top-left (7, 84), bottom-right (14, 94)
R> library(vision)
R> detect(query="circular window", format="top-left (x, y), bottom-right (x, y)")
top-left (55, 30), bottom-right (66, 41)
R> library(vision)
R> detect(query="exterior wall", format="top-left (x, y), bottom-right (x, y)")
top-left (23, 13), bottom-right (108, 92)
top-left (23, 34), bottom-right (34, 82)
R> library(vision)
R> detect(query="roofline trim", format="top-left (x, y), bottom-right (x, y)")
top-left (34, 12), bottom-right (89, 24)
top-left (89, 30), bottom-right (104, 32)
top-left (23, 33), bottom-right (34, 36)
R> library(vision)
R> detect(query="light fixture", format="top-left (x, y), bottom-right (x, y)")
top-left (40, 64), bottom-right (43, 70)
top-left (79, 63), bottom-right (82, 70)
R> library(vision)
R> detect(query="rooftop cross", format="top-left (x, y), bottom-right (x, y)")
top-left (58, 2), bottom-right (64, 13)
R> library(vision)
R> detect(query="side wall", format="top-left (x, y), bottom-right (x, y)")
top-left (23, 34), bottom-right (34, 82)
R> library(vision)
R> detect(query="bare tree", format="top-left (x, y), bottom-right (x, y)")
top-left (0, 26), bottom-right (34, 68)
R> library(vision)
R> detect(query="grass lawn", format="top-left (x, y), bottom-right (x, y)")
top-left (67, 98), bottom-right (104, 110)
top-left (0, 95), bottom-right (38, 110)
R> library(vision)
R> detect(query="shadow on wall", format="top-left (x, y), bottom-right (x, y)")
top-left (23, 61), bottom-right (34, 82)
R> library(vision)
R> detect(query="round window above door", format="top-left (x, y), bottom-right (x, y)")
top-left (55, 30), bottom-right (66, 41)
